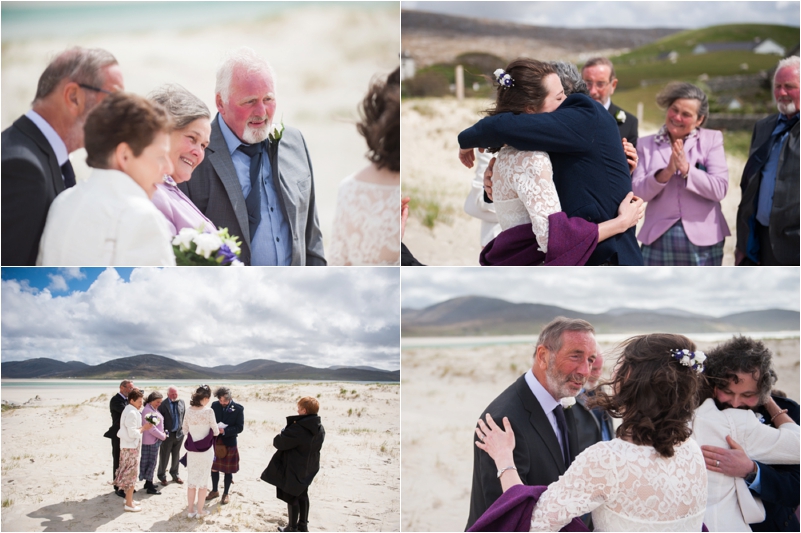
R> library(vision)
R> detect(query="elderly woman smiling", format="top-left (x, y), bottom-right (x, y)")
top-left (632, 82), bottom-right (729, 265)
top-left (148, 84), bottom-right (217, 236)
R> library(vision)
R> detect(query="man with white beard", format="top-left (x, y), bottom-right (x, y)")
top-left (180, 47), bottom-right (325, 266)
top-left (736, 55), bottom-right (799, 266)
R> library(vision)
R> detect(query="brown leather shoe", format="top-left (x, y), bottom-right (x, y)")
top-left (159, 477), bottom-right (169, 486)
top-left (205, 490), bottom-right (220, 501)
top-left (173, 477), bottom-right (184, 485)
top-left (221, 494), bottom-right (230, 505)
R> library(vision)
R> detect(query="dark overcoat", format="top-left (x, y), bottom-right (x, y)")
top-left (263, 414), bottom-right (325, 497)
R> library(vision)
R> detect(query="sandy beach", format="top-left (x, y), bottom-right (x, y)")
top-left (1, 381), bottom-right (399, 532)
top-left (401, 97), bottom-right (744, 266)
top-left (401, 337), bottom-right (799, 531)
top-left (1, 2), bottom-right (400, 252)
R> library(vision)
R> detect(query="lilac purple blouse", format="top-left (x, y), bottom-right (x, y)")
top-left (632, 127), bottom-right (730, 246)
top-left (141, 403), bottom-right (166, 445)
top-left (151, 175), bottom-right (216, 236)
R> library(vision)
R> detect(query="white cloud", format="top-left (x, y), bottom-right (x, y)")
top-left (2, 268), bottom-right (400, 370)
top-left (47, 274), bottom-right (69, 292)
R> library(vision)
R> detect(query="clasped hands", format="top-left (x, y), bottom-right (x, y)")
top-left (656, 138), bottom-right (691, 183)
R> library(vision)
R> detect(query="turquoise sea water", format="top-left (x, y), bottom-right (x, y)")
top-left (1, 379), bottom-right (399, 388)
top-left (1, 1), bottom-right (394, 41)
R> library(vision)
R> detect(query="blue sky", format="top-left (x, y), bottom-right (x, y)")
top-left (2, 268), bottom-right (400, 370)
top-left (402, 1), bottom-right (800, 29)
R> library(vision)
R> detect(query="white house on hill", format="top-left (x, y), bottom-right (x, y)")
top-left (693, 38), bottom-right (785, 56)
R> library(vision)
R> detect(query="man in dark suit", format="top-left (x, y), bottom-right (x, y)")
top-left (1, 47), bottom-right (123, 265)
top-left (581, 57), bottom-right (638, 146)
top-left (736, 56), bottom-right (799, 266)
top-left (180, 47), bottom-right (325, 266)
top-left (573, 347), bottom-right (615, 454)
top-left (459, 68), bottom-right (643, 266)
top-left (157, 385), bottom-right (186, 486)
top-left (700, 336), bottom-right (799, 532)
top-left (466, 317), bottom-right (597, 529)
top-left (103, 379), bottom-right (134, 497)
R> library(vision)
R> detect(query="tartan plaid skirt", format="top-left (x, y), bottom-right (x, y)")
top-left (114, 447), bottom-right (140, 489)
top-left (641, 221), bottom-right (724, 266)
top-left (139, 441), bottom-right (161, 481)
top-left (212, 445), bottom-right (240, 473)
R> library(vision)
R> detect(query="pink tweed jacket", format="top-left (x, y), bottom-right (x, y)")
top-left (632, 127), bottom-right (730, 246)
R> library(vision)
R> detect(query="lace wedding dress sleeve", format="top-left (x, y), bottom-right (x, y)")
top-left (328, 175), bottom-right (400, 266)
top-left (492, 148), bottom-right (561, 253)
top-left (529, 439), bottom-right (706, 532)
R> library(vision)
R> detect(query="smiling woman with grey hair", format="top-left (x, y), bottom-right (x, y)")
top-left (148, 84), bottom-right (217, 236)
top-left (632, 81), bottom-right (729, 266)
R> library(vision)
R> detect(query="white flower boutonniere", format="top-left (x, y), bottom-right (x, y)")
top-left (269, 120), bottom-right (285, 143)
top-left (616, 110), bottom-right (626, 124)
top-left (560, 396), bottom-right (576, 409)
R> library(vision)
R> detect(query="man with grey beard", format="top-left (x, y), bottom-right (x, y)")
top-left (180, 46), bottom-right (325, 266)
top-left (736, 55), bottom-right (799, 266)
top-left (466, 317), bottom-right (596, 529)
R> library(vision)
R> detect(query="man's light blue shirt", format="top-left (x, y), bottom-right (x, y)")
top-left (218, 115), bottom-right (291, 265)
top-left (25, 109), bottom-right (70, 182)
top-left (756, 113), bottom-right (798, 226)
top-left (525, 369), bottom-right (565, 461)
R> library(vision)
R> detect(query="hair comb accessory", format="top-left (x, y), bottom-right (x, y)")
top-left (493, 68), bottom-right (514, 88)
top-left (670, 348), bottom-right (706, 374)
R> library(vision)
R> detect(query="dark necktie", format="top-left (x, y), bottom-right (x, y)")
top-left (61, 160), bottom-right (76, 188)
top-left (553, 404), bottom-right (571, 468)
top-left (236, 142), bottom-right (263, 241)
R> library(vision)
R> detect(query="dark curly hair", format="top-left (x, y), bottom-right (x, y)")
top-left (702, 336), bottom-right (776, 404)
top-left (487, 58), bottom-right (557, 117)
top-left (190, 384), bottom-right (211, 407)
top-left (357, 67), bottom-right (399, 172)
top-left (590, 334), bottom-right (702, 458)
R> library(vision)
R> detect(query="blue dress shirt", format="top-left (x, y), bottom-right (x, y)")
top-left (218, 115), bottom-right (291, 265)
top-left (756, 113), bottom-right (798, 226)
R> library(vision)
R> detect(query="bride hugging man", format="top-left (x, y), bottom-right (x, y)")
top-left (466, 318), bottom-right (799, 532)
top-left (458, 60), bottom-right (645, 266)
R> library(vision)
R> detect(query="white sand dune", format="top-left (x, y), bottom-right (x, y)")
top-left (1, 382), bottom-right (399, 532)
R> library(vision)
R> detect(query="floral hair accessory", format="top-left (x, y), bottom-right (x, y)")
top-left (670, 348), bottom-right (706, 374)
top-left (493, 68), bottom-right (514, 88)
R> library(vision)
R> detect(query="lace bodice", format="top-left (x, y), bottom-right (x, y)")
top-left (531, 438), bottom-right (707, 532)
top-left (492, 147), bottom-right (560, 253)
top-left (182, 406), bottom-right (218, 442)
top-left (328, 174), bottom-right (400, 266)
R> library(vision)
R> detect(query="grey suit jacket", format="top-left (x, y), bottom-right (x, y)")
top-left (158, 398), bottom-right (186, 439)
top-left (467, 374), bottom-right (579, 530)
top-left (1, 115), bottom-right (66, 265)
top-left (179, 115), bottom-right (325, 266)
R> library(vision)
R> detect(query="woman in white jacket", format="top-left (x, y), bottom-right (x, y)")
top-left (114, 388), bottom-right (153, 512)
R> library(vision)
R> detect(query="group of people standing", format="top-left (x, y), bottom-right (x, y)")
top-left (456, 54), bottom-right (799, 266)
top-left (103, 382), bottom-right (324, 531)
top-left (2, 45), bottom-right (401, 267)
top-left (466, 317), bottom-right (799, 532)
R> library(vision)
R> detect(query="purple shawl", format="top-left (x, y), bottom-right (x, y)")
top-left (468, 484), bottom-right (709, 532)
top-left (468, 484), bottom-right (588, 532)
top-left (480, 212), bottom-right (598, 266)
top-left (179, 429), bottom-right (215, 467)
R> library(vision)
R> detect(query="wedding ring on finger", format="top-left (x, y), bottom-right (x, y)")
top-left (716, 460), bottom-right (720, 467)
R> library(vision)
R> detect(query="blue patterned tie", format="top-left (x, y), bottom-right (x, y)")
top-left (554, 404), bottom-right (571, 468)
top-left (236, 142), bottom-right (263, 241)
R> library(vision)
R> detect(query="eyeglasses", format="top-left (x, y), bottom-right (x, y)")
top-left (78, 83), bottom-right (113, 95)
top-left (584, 81), bottom-right (610, 90)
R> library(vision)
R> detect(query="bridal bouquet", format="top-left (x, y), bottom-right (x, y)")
top-left (172, 227), bottom-right (244, 266)
top-left (145, 413), bottom-right (160, 426)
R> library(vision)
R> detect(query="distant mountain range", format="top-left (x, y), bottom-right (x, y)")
top-left (1, 354), bottom-right (399, 381)
top-left (402, 296), bottom-right (799, 337)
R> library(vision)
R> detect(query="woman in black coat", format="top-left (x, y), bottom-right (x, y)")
top-left (264, 396), bottom-right (325, 532)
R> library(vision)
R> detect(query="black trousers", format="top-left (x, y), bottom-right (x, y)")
top-left (111, 436), bottom-right (120, 488)
top-left (157, 432), bottom-right (184, 479)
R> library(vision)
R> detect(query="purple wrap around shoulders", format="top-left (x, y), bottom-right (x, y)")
top-left (480, 212), bottom-right (598, 266)
top-left (178, 429), bottom-right (215, 467)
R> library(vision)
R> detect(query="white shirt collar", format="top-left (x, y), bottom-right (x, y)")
top-left (525, 368), bottom-right (559, 414)
top-left (603, 98), bottom-right (611, 110)
top-left (25, 109), bottom-right (69, 166)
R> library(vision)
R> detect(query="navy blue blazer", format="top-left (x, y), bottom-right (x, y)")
top-left (211, 400), bottom-right (244, 447)
top-left (459, 93), bottom-right (643, 265)
top-left (751, 396), bottom-right (799, 532)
